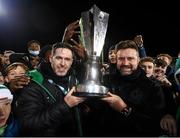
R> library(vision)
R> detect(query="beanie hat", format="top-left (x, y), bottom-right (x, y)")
top-left (0, 85), bottom-right (13, 102)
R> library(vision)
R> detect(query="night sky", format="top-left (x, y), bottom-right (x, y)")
top-left (0, 0), bottom-right (179, 59)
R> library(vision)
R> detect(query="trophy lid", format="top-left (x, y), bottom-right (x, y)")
top-left (79, 5), bottom-right (109, 57)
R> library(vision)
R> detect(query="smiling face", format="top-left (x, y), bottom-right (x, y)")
top-left (158, 56), bottom-right (170, 65)
top-left (5, 64), bottom-right (28, 83)
top-left (153, 58), bottom-right (168, 78)
top-left (154, 65), bottom-right (167, 78)
top-left (0, 98), bottom-right (11, 127)
top-left (50, 48), bottom-right (73, 76)
top-left (116, 48), bottom-right (139, 76)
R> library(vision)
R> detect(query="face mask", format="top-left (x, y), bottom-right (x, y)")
top-left (29, 50), bottom-right (40, 56)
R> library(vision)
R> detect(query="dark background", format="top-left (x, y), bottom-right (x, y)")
top-left (0, 0), bottom-right (179, 60)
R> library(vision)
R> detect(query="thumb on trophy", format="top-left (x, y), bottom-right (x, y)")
top-left (67, 86), bottom-right (76, 95)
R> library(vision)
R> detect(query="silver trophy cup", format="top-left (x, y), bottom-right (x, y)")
top-left (74, 5), bottom-right (109, 98)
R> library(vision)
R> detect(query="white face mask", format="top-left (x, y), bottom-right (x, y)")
top-left (29, 50), bottom-right (40, 56)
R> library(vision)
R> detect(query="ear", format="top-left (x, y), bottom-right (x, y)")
top-left (49, 55), bottom-right (53, 63)
top-left (70, 60), bottom-right (73, 67)
top-left (137, 56), bottom-right (140, 63)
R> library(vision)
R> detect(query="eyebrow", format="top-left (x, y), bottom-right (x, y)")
top-left (0, 98), bottom-right (11, 103)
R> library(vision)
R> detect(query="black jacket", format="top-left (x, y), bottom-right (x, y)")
top-left (101, 68), bottom-right (166, 136)
top-left (15, 63), bottom-right (81, 136)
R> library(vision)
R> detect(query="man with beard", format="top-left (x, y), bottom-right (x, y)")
top-left (101, 40), bottom-right (166, 136)
top-left (14, 42), bottom-right (85, 136)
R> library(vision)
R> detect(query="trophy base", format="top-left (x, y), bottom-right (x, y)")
top-left (72, 92), bottom-right (108, 98)
top-left (74, 83), bottom-right (109, 98)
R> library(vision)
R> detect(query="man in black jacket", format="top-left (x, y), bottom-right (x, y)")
top-left (14, 42), bottom-right (85, 136)
top-left (101, 40), bottom-right (166, 136)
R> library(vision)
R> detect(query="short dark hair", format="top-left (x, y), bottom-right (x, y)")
top-left (115, 40), bottom-right (138, 53)
top-left (52, 42), bottom-right (74, 58)
top-left (154, 58), bottom-right (167, 68)
top-left (108, 45), bottom-right (115, 52)
top-left (139, 57), bottom-right (154, 65)
top-left (27, 40), bottom-right (41, 48)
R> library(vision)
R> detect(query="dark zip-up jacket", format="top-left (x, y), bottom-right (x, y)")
top-left (15, 63), bottom-right (80, 136)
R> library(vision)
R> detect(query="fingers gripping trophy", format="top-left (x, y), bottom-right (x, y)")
top-left (73, 5), bottom-right (109, 98)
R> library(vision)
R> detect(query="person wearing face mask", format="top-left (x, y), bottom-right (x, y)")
top-left (27, 40), bottom-right (41, 69)
top-left (27, 40), bottom-right (41, 56)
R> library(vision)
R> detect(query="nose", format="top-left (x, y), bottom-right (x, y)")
top-left (111, 53), bottom-right (116, 57)
top-left (122, 58), bottom-right (129, 65)
top-left (60, 59), bottom-right (66, 65)
top-left (144, 67), bottom-right (148, 72)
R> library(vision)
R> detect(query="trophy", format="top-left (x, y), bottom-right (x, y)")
top-left (73, 5), bottom-right (109, 97)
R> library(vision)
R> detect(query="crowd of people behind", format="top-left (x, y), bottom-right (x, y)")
top-left (0, 20), bottom-right (180, 137)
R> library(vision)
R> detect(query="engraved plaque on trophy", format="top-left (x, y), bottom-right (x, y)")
top-left (73, 5), bottom-right (109, 97)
